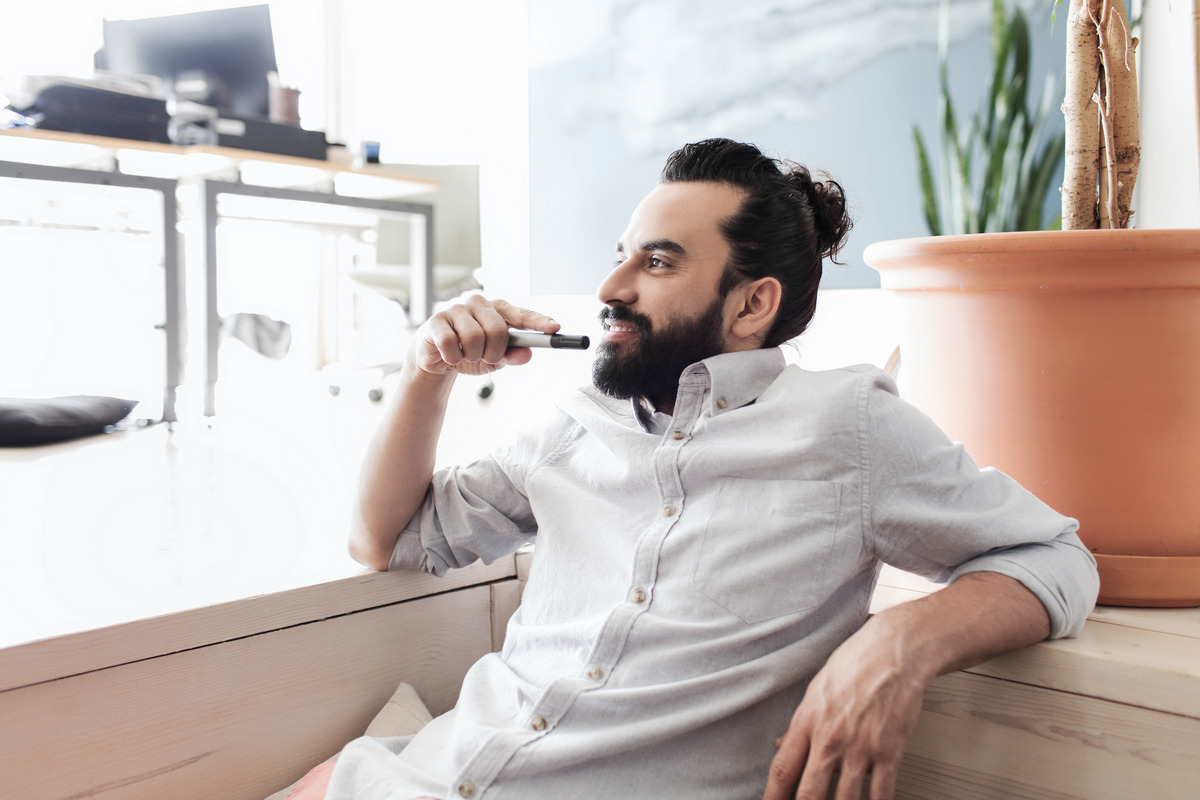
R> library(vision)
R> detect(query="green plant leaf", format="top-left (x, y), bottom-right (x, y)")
top-left (1024, 134), bottom-right (1065, 230)
top-left (910, 0), bottom-right (1064, 237)
top-left (914, 127), bottom-right (942, 236)
top-left (1009, 9), bottom-right (1031, 126)
top-left (1015, 72), bottom-right (1062, 229)
top-left (993, 110), bottom-right (1028, 232)
top-left (983, 9), bottom-right (1014, 148)
top-left (1051, 0), bottom-right (1065, 32)
top-left (943, 97), bottom-right (973, 233)
top-left (992, 0), bottom-right (1007, 64)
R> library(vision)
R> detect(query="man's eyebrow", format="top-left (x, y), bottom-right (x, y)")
top-left (642, 239), bottom-right (686, 255)
top-left (615, 239), bottom-right (686, 255)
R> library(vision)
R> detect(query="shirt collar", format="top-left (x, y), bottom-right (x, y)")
top-left (679, 347), bottom-right (787, 416)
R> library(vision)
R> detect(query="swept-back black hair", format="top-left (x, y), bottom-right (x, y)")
top-left (660, 138), bottom-right (853, 347)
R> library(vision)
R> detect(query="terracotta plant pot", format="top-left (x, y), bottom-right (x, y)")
top-left (865, 229), bottom-right (1200, 607)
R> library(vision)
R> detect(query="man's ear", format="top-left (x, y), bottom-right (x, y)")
top-left (728, 277), bottom-right (783, 344)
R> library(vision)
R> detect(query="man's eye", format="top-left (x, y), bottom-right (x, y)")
top-left (648, 256), bottom-right (668, 269)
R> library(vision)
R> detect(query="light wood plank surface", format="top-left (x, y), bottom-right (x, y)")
top-left (873, 565), bottom-right (1200, 720)
top-left (0, 587), bottom-right (494, 800)
top-left (0, 558), bottom-right (514, 692)
top-left (898, 670), bottom-right (1200, 799)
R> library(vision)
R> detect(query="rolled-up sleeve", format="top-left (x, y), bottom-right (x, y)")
top-left (862, 371), bottom-right (1099, 638)
top-left (388, 454), bottom-right (539, 575)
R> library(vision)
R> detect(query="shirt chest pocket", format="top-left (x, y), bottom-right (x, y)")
top-left (691, 477), bottom-right (844, 623)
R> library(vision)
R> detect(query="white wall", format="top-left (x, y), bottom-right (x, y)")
top-left (1135, 0), bottom-right (1200, 227)
top-left (333, 0), bottom-right (530, 297)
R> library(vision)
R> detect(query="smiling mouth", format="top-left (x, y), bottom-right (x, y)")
top-left (603, 321), bottom-right (640, 334)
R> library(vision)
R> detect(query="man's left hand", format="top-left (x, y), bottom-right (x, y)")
top-left (762, 615), bottom-right (927, 800)
top-left (762, 571), bottom-right (1052, 800)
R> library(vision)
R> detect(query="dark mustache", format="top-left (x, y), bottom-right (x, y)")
top-left (598, 306), bottom-right (652, 334)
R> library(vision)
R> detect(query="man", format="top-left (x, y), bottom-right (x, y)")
top-left (311, 139), bottom-right (1098, 800)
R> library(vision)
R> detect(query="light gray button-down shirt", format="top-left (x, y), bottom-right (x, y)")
top-left (328, 348), bottom-right (1099, 800)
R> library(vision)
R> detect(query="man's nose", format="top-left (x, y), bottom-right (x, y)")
top-left (597, 260), bottom-right (637, 306)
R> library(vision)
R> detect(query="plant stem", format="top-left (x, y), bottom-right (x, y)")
top-left (1096, 0), bottom-right (1139, 228)
top-left (1062, 0), bottom-right (1102, 229)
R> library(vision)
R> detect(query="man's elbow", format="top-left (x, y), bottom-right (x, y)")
top-left (348, 519), bottom-right (395, 572)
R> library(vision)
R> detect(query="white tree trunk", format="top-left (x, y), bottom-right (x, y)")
top-left (1096, 0), bottom-right (1140, 228)
top-left (1063, 0), bottom-right (1102, 229)
top-left (1061, 0), bottom-right (1140, 229)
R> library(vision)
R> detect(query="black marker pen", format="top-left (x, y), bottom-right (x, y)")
top-left (507, 332), bottom-right (591, 350)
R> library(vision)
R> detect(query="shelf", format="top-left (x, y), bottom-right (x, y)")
top-left (0, 126), bottom-right (440, 198)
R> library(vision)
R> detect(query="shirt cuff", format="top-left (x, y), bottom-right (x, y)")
top-left (949, 538), bottom-right (1099, 639)
top-left (388, 526), bottom-right (431, 572)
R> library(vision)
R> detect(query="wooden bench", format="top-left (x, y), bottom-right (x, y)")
top-left (875, 570), bottom-right (1200, 799)
top-left (0, 559), bottom-right (523, 800)
top-left (4, 559), bottom-right (1198, 799)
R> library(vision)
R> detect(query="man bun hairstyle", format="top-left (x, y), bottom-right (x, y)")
top-left (660, 138), bottom-right (853, 347)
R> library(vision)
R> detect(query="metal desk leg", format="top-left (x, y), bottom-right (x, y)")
top-left (203, 182), bottom-right (220, 418)
top-left (160, 184), bottom-right (181, 423)
top-left (409, 208), bottom-right (435, 327)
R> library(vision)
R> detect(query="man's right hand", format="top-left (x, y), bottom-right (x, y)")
top-left (348, 295), bottom-right (561, 571)
top-left (414, 294), bottom-right (561, 377)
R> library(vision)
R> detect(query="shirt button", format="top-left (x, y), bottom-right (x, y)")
top-left (663, 505), bottom-right (676, 517)
top-left (530, 715), bottom-right (547, 732)
top-left (587, 665), bottom-right (604, 680)
top-left (631, 588), bottom-right (647, 604)
top-left (672, 430), bottom-right (685, 440)
top-left (716, 397), bottom-right (728, 409)
top-left (457, 781), bottom-right (476, 798)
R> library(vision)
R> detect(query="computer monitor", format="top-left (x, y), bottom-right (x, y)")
top-left (100, 5), bottom-right (278, 117)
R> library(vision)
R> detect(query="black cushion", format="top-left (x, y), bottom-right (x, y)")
top-left (0, 396), bottom-right (138, 447)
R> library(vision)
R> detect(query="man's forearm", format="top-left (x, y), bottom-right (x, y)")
top-left (348, 363), bottom-right (457, 571)
top-left (875, 570), bottom-right (1051, 683)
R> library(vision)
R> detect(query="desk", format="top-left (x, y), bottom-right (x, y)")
top-left (3, 558), bottom-right (1197, 798)
top-left (0, 154), bottom-right (182, 420)
top-left (0, 127), bottom-right (438, 419)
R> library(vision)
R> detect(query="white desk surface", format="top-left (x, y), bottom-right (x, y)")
top-left (0, 342), bottom-right (572, 653)
top-left (0, 372), bottom-right (379, 651)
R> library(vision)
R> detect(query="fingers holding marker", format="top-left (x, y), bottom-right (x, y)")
top-left (417, 296), bottom-right (581, 376)
top-left (455, 299), bottom-right (511, 365)
top-left (420, 314), bottom-right (466, 371)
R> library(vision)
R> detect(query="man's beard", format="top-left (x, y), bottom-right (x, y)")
top-left (592, 296), bottom-right (727, 407)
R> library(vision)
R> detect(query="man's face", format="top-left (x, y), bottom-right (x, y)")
top-left (592, 181), bottom-right (745, 406)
